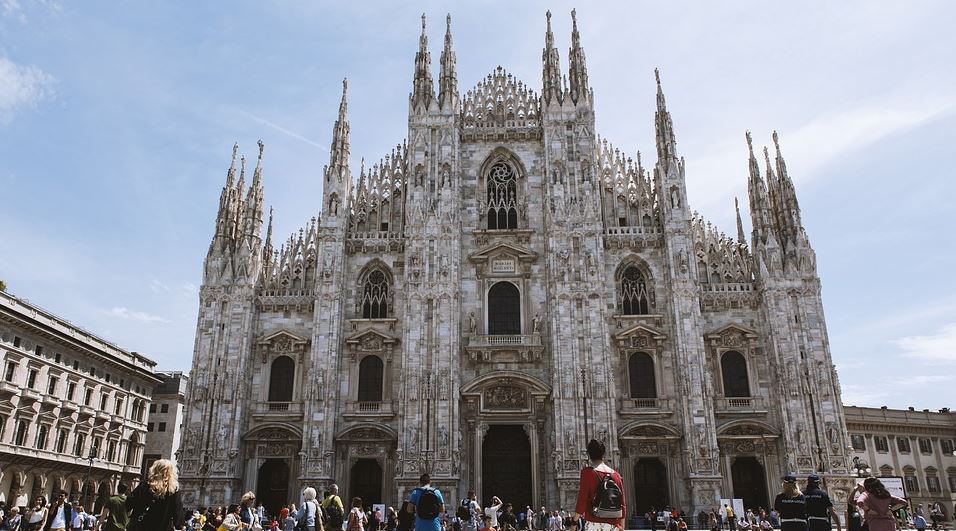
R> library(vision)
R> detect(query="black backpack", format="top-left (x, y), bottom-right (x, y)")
top-left (456, 500), bottom-right (472, 521)
top-left (325, 498), bottom-right (344, 526)
top-left (590, 468), bottom-right (624, 519)
top-left (416, 488), bottom-right (441, 520)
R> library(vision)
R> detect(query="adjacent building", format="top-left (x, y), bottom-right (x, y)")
top-left (846, 405), bottom-right (956, 522)
top-left (0, 290), bottom-right (160, 508)
top-left (142, 371), bottom-right (188, 475)
top-left (181, 10), bottom-right (856, 516)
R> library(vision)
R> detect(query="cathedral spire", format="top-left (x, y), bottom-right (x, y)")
top-left (654, 68), bottom-right (678, 167)
top-left (568, 9), bottom-right (590, 105)
top-left (243, 140), bottom-right (266, 244)
top-left (438, 13), bottom-right (458, 111)
top-left (263, 206), bottom-right (274, 259)
top-left (746, 131), bottom-right (773, 244)
top-left (735, 197), bottom-right (747, 246)
top-left (773, 130), bottom-right (804, 237)
top-left (226, 142), bottom-right (238, 189)
top-left (542, 10), bottom-right (563, 105)
top-left (323, 79), bottom-right (351, 218)
top-left (410, 13), bottom-right (434, 112)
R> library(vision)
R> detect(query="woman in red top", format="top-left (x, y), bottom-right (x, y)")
top-left (572, 439), bottom-right (627, 531)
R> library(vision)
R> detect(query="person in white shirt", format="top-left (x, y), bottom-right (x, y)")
top-left (483, 498), bottom-right (502, 530)
top-left (70, 507), bottom-right (87, 531)
top-left (46, 492), bottom-right (70, 531)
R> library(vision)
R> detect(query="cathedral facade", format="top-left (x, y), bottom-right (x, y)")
top-left (180, 11), bottom-right (855, 516)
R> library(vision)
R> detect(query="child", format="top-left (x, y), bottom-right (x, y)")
top-left (480, 515), bottom-right (496, 531)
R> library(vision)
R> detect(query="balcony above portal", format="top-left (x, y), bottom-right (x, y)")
top-left (465, 333), bottom-right (544, 363)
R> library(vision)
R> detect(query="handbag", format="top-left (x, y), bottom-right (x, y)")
top-left (294, 502), bottom-right (312, 531)
top-left (127, 487), bottom-right (159, 531)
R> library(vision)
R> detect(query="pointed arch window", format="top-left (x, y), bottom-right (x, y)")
top-left (720, 351), bottom-right (750, 397)
top-left (268, 356), bottom-right (295, 402)
top-left (628, 352), bottom-right (657, 399)
top-left (486, 161), bottom-right (518, 230)
top-left (357, 355), bottom-right (384, 402)
top-left (488, 282), bottom-right (521, 335)
top-left (361, 269), bottom-right (390, 319)
top-left (619, 265), bottom-right (651, 315)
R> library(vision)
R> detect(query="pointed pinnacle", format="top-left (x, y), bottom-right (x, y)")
top-left (257, 139), bottom-right (264, 161)
top-left (745, 131), bottom-right (754, 155)
top-left (571, 8), bottom-right (577, 27)
top-left (772, 130), bottom-right (781, 152)
top-left (231, 142), bottom-right (239, 166)
top-left (446, 13), bottom-right (451, 32)
top-left (654, 67), bottom-right (661, 87)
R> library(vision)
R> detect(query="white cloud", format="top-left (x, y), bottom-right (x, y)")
top-left (894, 322), bottom-right (956, 364)
top-left (104, 307), bottom-right (169, 323)
top-left (1, 0), bottom-right (25, 23)
top-left (0, 55), bottom-right (55, 124)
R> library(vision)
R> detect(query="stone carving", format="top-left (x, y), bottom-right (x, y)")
top-left (468, 311), bottom-right (477, 333)
top-left (485, 386), bottom-right (527, 409)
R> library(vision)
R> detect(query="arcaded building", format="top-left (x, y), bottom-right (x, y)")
top-left (180, 11), bottom-right (855, 516)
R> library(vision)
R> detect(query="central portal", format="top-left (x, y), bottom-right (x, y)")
top-left (349, 458), bottom-right (383, 506)
top-left (482, 425), bottom-right (532, 509)
top-left (256, 459), bottom-right (290, 517)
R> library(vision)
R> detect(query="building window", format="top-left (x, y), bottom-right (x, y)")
top-left (54, 352), bottom-right (61, 363)
top-left (904, 473), bottom-right (919, 493)
top-left (720, 351), bottom-right (751, 397)
top-left (99, 393), bottom-right (108, 410)
top-left (107, 440), bottom-right (116, 462)
top-left (487, 282), bottom-right (521, 335)
top-left (27, 369), bottom-right (37, 389)
top-left (84, 388), bottom-right (93, 406)
top-left (114, 399), bottom-right (124, 415)
top-left (105, 373), bottom-right (110, 383)
top-left (149, 403), bottom-right (157, 413)
top-left (13, 336), bottom-right (20, 348)
top-left (160, 403), bottom-right (169, 414)
top-left (55, 429), bottom-right (67, 453)
top-left (948, 474), bottom-right (956, 492)
top-left (628, 352), bottom-right (657, 399)
top-left (67, 381), bottom-right (76, 401)
top-left (357, 355), bottom-right (384, 402)
top-left (4, 361), bottom-right (16, 382)
top-left (268, 356), bottom-right (295, 402)
top-left (919, 438), bottom-right (932, 454)
top-left (47, 376), bottom-right (58, 395)
top-left (35, 425), bottom-right (48, 450)
top-left (126, 434), bottom-right (139, 466)
top-left (619, 265), bottom-right (651, 315)
top-left (926, 474), bottom-right (940, 493)
top-left (897, 437), bottom-right (911, 453)
top-left (14, 420), bottom-right (27, 446)
top-left (92, 436), bottom-right (102, 458)
top-left (72, 360), bottom-right (79, 370)
top-left (35, 345), bottom-right (43, 356)
top-left (147, 422), bottom-right (154, 432)
top-left (89, 367), bottom-right (95, 377)
top-left (874, 436), bottom-right (889, 452)
top-left (360, 268), bottom-right (390, 319)
top-left (879, 465), bottom-right (894, 477)
top-left (74, 433), bottom-right (86, 456)
top-left (851, 434), bottom-right (866, 451)
top-left (158, 422), bottom-right (166, 432)
top-left (486, 160), bottom-right (518, 229)
top-left (941, 439), bottom-right (954, 454)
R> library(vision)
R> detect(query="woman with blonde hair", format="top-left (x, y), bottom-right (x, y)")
top-left (126, 459), bottom-right (184, 531)
top-left (239, 493), bottom-right (262, 531)
top-left (773, 474), bottom-right (807, 531)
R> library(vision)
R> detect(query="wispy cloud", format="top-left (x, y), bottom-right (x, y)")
top-left (0, 55), bottom-right (55, 124)
top-left (895, 322), bottom-right (956, 364)
top-left (1, 0), bottom-right (25, 23)
top-left (236, 109), bottom-right (324, 148)
top-left (103, 307), bottom-right (169, 323)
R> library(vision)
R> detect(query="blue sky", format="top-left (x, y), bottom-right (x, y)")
top-left (1, 1), bottom-right (954, 410)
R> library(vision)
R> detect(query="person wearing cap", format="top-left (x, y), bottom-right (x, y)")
top-left (773, 475), bottom-right (806, 531)
top-left (803, 475), bottom-right (841, 531)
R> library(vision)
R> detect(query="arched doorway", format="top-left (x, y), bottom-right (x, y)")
top-left (482, 425), bottom-right (532, 509)
top-left (634, 458), bottom-right (668, 510)
top-left (257, 459), bottom-right (290, 517)
top-left (731, 457), bottom-right (768, 510)
top-left (349, 459), bottom-right (383, 506)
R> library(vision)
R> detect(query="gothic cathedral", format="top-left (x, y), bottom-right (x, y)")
top-left (180, 11), bottom-right (854, 516)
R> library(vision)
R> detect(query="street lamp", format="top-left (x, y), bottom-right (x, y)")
top-left (851, 456), bottom-right (871, 478)
top-left (83, 444), bottom-right (98, 507)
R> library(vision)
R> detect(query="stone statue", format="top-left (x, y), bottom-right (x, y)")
top-left (468, 311), bottom-right (477, 334)
top-left (532, 313), bottom-right (541, 333)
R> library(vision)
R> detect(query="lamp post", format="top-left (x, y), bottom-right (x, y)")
top-left (851, 456), bottom-right (871, 478)
top-left (83, 445), bottom-right (97, 508)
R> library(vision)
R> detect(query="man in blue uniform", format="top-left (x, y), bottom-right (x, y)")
top-left (804, 475), bottom-right (842, 531)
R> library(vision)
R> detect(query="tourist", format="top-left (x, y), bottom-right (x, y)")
top-left (773, 475), bottom-right (806, 531)
top-left (708, 511), bottom-right (719, 531)
top-left (478, 516), bottom-right (495, 531)
top-left (767, 509), bottom-right (778, 529)
top-left (572, 439), bottom-right (626, 531)
top-left (206, 508), bottom-right (224, 531)
top-left (97, 484), bottom-right (128, 531)
top-left (723, 506), bottom-right (734, 531)
top-left (928, 503), bottom-right (943, 531)
top-left (456, 493), bottom-right (480, 531)
top-left (524, 508), bottom-right (533, 531)
top-left (42, 492), bottom-right (72, 531)
top-left (677, 518), bottom-right (688, 531)
top-left (239, 493), bottom-right (262, 531)
top-left (347, 498), bottom-right (366, 531)
top-left (397, 503), bottom-right (415, 531)
top-left (295, 488), bottom-right (323, 531)
top-left (914, 512), bottom-right (927, 531)
top-left (223, 506), bottom-right (243, 531)
top-left (2, 507), bottom-right (21, 531)
top-left (70, 506), bottom-right (88, 531)
top-left (126, 460), bottom-right (184, 531)
top-left (855, 478), bottom-right (907, 531)
top-left (409, 474), bottom-right (444, 531)
top-left (498, 505), bottom-right (516, 531)
top-left (278, 508), bottom-right (292, 531)
top-left (534, 510), bottom-right (547, 531)
top-left (483, 498), bottom-right (502, 531)
top-left (322, 487), bottom-right (345, 531)
top-left (803, 474), bottom-right (840, 531)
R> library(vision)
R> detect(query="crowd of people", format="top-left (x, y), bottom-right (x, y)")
top-left (2, 450), bottom-right (948, 531)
